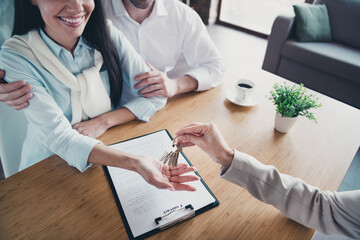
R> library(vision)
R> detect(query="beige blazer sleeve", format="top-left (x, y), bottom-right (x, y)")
top-left (220, 150), bottom-right (360, 239)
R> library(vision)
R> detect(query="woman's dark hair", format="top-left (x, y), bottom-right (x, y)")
top-left (13, 0), bottom-right (123, 108)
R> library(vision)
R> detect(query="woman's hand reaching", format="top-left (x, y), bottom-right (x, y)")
top-left (135, 155), bottom-right (199, 191)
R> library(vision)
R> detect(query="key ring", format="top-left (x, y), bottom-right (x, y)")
top-left (172, 136), bottom-right (182, 148)
top-left (160, 136), bottom-right (183, 167)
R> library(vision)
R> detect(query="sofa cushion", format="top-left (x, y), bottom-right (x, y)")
top-left (293, 4), bottom-right (331, 42)
top-left (317, 0), bottom-right (360, 48)
top-left (281, 40), bottom-right (360, 84)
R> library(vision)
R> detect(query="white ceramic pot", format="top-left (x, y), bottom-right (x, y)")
top-left (274, 112), bottom-right (298, 133)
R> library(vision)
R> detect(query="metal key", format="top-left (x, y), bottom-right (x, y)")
top-left (160, 138), bottom-right (183, 167)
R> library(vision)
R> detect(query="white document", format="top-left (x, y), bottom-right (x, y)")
top-left (107, 130), bottom-right (218, 238)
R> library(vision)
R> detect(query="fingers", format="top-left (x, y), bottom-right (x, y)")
top-left (134, 63), bottom-right (157, 82)
top-left (0, 80), bottom-right (24, 92)
top-left (171, 183), bottom-right (196, 191)
top-left (145, 62), bottom-right (154, 71)
top-left (169, 163), bottom-right (189, 170)
top-left (4, 92), bottom-right (33, 107)
top-left (169, 175), bottom-right (199, 183)
top-left (11, 101), bottom-right (30, 110)
top-left (142, 90), bottom-right (166, 98)
top-left (169, 165), bottom-right (197, 176)
top-left (134, 76), bottom-right (163, 90)
top-left (177, 134), bottom-right (204, 149)
top-left (72, 123), bottom-right (89, 136)
top-left (73, 129), bottom-right (90, 137)
top-left (155, 163), bottom-right (199, 191)
top-left (134, 70), bottom-right (159, 82)
top-left (180, 142), bottom-right (195, 148)
top-left (163, 164), bottom-right (196, 176)
top-left (72, 123), bottom-right (80, 130)
top-left (138, 83), bottom-right (163, 95)
top-left (0, 70), bottom-right (4, 79)
top-left (177, 122), bottom-right (200, 130)
top-left (0, 80), bottom-right (29, 94)
top-left (152, 177), bottom-right (175, 191)
top-left (0, 82), bottom-right (33, 110)
top-left (74, 129), bottom-right (90, 137)
top-left (175, 122), bottom-right (208, 137)
top-left (0, 83), bottom-right (32, 98)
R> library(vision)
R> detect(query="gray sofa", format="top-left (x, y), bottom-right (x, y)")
top-left (262, 0), bottom-right (360, 109)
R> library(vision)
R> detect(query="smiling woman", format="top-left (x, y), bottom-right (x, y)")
top-left (0, 0), bottom-right (198, 190)
top-left (13, 0), bottom-right (124, 110)
top-left (31, 0), bottom-right (94, 52)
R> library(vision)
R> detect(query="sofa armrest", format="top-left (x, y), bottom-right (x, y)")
top-left (262, 15), bottom-right (295, 73)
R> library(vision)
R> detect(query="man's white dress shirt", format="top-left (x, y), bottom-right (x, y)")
top-left (102, 0), bottom-right (226, 91)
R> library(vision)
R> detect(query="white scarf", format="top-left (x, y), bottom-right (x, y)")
top-left (2, 30), bottom-right (112, 124)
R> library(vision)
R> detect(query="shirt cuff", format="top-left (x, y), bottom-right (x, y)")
top-left (66, 135), bottom-right (102, 172)
top-left (186, 68), bottom-right (212, 91)
top-left (220, 150), bottom-right (255, 182)
top-left (122, 97), bottom-right (166, 122)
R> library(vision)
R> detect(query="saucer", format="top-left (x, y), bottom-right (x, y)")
top-left (226, 88), bottom-right (261, 107)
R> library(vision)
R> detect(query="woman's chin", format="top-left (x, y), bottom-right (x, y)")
top-left (62, 26), bottom-right (86, 40)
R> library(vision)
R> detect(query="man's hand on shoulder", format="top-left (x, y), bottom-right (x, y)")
top-left (0, 70), bottom-right (33, 110)
top-left (134, 63), bottom-right (178, 98)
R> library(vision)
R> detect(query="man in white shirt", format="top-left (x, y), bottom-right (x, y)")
top-left (176, 122), bottom-right (360, 239)
top-left (0, 0), bottom-right (225, 108)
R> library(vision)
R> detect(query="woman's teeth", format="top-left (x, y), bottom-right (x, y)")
top-left (59, 16), bottom-right (84, 23)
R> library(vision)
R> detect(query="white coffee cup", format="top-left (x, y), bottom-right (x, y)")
top-left (235, 79), bottom-right (255, 102)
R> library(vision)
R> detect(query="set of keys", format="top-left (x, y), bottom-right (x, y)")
top-left (160, 137), bottom-right (183, 167)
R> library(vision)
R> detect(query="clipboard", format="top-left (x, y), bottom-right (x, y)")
top-left (103, 129), bottom-right (219, 240)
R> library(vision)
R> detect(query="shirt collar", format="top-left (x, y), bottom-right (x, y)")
top-left (112, 0), bottom-right (127, 17)
top-left (112, 0), bottom-right (168, 18)
top-left (39, 28), bottom-right (91, 57)
top-left (152, 0), bottom-right (167, 17)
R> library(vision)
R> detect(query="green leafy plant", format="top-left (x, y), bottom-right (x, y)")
top-left (269, 83), bottom-right (321, 122)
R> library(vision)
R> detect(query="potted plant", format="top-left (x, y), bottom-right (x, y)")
top-left (269, 83), bottom-right (321, 133)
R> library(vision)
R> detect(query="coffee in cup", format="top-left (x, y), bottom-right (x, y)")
top-left (235, 79), bottom-right (255, 102)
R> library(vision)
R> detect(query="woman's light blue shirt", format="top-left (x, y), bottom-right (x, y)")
top-left (0, 26), bottom-right (166, 172)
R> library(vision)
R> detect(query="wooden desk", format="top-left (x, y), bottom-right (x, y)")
top-left (1, 70), bottom-right (359, 239)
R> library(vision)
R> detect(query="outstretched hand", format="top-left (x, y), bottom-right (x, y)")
top-left (136, 155), bottom-right (199, 191)
top-left (176, 122), bottom-right (234, 167)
